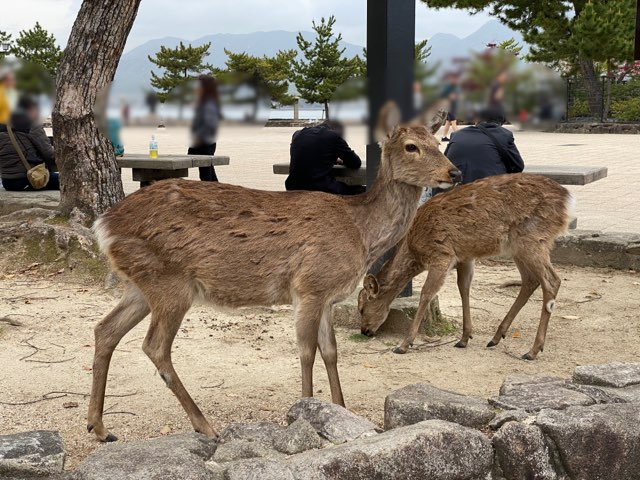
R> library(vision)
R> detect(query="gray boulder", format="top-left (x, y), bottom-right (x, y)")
top-left (573, 362), bottom-right (640, 388)
top-left (490, 375), bottom-right (595, 412)
top-left (69, 433), bottom-right (216, 480)
top-left (0, 430), bottom-right (65, 479)
top-left (219, 422), bottom-right (285, 447)
top-left (273, 418), bottom-right (325, 455)
top-left (213, 439), bottom-right (281, 463)
top-left (217, 420), bottom-right (492, 480)
top-left (488, 409), bottom-right (531, 430)
top-left (384, 383), bottom-right (495, 429)
top-left (493, 421), bottom-right (559, 480)
top-left (536, 403), bottom-right (640, 480)
top-left (286, 398), bottom-right (378, 444)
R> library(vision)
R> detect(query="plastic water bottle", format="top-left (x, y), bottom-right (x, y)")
top-left (149, 135), bottom-right (158, 159)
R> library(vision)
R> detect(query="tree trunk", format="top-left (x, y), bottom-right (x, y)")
top-left (324, 100), bottom-right (330, 120)
top-left (52, 0), bottom-right (141, 223)
top-left (578, 58), bottom-right (603, 119)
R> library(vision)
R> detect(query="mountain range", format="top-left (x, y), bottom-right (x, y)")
top-left (111, 20), bottom-right (525, 101)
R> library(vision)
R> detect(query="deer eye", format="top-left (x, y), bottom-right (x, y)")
top-left (405, 144), bottom-right (418, 153)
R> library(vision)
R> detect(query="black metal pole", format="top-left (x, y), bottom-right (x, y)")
top-left (367, 0), bottom-right (416, 297)
top-left (635, 0), bottom-right (640, 60)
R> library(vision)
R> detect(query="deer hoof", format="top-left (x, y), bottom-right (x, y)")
top-left (521, 353), bottom-right (535, 361)
top-left (486, 340), bottom-right (498, 348)
top-left (104, 433), bottom-right (118, 442)
top-left (87, 424), bottom-right (94, 433)
top-left (453, 341), bottom-right (467, 348)
top-left (392, 346), bottom-right (407, 354)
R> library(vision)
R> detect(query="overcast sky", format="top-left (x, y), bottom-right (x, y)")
top-left (4, 0), bottom-right (493, 51)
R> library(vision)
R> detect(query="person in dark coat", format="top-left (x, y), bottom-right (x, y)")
top-left (442, 107), bottom-right (523, 186)
top-left (189, 75), bottom-right (221, 181)
top-left (285, 120), bottom-right (363, 195)
top-left (0, 96), bottom-right (58, 191)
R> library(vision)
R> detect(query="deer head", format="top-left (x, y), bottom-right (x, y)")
top-left (358, 274), bottom-right (391, 337)
top-left (376, 102), bottom-right (461, 189)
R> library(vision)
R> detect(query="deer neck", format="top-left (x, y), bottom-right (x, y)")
top-left (352, 158), bottom-right (422, 268)
top-left (375, 240), bottom-right (422, 305)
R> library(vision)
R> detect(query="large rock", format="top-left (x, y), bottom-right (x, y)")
top-left (213, 439), bottom-right (281, 463)
top-left (488, 409), bottom-right (530, 430)
top-left (493, 421), bottom-right (559, 480)
top-left (272, 418), bottom-right (325, 455)
top-left (217, 420), bottom-right (493, 480)
top-left (218, 422), bottom-right (285, 448)
top-left (490, 374), bottom-right (595, 412)
top-left (69, 433), bottom-right (216, 480)
top-left (0, 430), bottom-right (65, 478)
top-left (573, 362), bottom-right (640, 388)
top-left (536, 404), bottom-right (640, 480)
top-left (384, 384), bottom-right (495, 429)
top-left (286, 398), bottom-right (378, 444)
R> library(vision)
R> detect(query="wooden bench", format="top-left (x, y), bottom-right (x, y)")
top-left (273, 163), bottom-right (608, 187)
top-left (118, 154), bottom-right (230, 188)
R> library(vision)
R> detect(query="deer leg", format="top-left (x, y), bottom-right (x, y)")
top-left (142, 294), bottom-right (216, 438)
top-left (317, 305), bottom-right (345, 406)
top-left (394, 265), bottom-right (450, 354)
top-left (487, 258), bottom-right (539, 349)
top-left (88, 283), bottom-right (150, 442)
top-left (455, 260), bottom-right (475, 348)
top-left (523, 262), bottom-right (561, 361)
top-left (294, 299), bottom-right (322, 399)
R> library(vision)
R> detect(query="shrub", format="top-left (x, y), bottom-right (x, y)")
top-left (610, 97), bottom-right (640, 122)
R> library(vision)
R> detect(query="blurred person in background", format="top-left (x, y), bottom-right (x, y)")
top-left (0, 67), bottom-right (17, 124)
top-left (0, 96), bottom-right (58, 191)
top-left (488, 69), bottom-right (509, 118)
top-left (285, 120), bottom-right (363, 195)
top-left (189, 75), bottom-right (221, 182)
top-left (434, 106), bottom-right (523, 192)
top-left (440, 72), bottom-right (460, 142)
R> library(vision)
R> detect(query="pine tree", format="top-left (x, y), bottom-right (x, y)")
top-left (0, 31), bottom-right (12, 60)
top-left (421, 0), bottom-right (635, 117)
top-left (12, 22), bottom-right (63, 75)
top-left (148, 42), bottom-right (214, 118)
top-left (223, 49), bottom-right (296, 120)
top-left (291, 16), bottom-right (359, 119)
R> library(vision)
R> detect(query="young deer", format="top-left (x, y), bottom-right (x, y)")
top-left (87, 102), bottom-right (461, 442)
top-left (359, 173), bottom-right (573, 360)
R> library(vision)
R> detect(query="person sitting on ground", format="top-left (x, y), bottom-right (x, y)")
top-left (0, 96), bottom-right (59, 191)
top-left (439, 106), bottom-right (523, 187)
top-left (285, 120), bottom-right (363, 195)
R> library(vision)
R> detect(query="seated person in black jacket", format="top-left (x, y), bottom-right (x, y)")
top-left (442, 107), bottom-right (523, 185)
top-left (285, 120), bottom-right (363, 195)
top-left (0, 96), bottom-right (58, 191)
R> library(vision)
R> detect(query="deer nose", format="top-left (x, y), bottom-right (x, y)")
top-left (449, 168), bottom-right (463, 184)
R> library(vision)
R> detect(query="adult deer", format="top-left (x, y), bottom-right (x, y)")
top-left (87, 102), bottom-right (461, 442)
top-left (359, 173), bottom-right (573, 360)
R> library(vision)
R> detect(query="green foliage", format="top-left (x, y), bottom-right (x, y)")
top-left (611, 78), bottom-right (640, 101)
top-left (148, 42), bottom-right (215, 113)
top-left (0, 31), bottom-right (12, 60)
top-left (349, 333), bottom-right (371, 343)
top-left (569, 98), bottom-right (591, 118)
top-left (498, 38), bottom-right (523, 57)
top-left (222, 48), bottom-right (296, 116)
top-left (12, 22), bottom-right (63, 75)
top-left (610, 96), bottom-right (640, 121)
top-left (15, 61), bottom-right (54, 96)
top-left (291, 16), bottom-right (360, 118)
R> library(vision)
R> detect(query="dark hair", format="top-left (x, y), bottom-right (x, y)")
top-left (477, 106), bottom-right (505, 125)
top-left (17, 95), bottom-right (38, 111)
top-left (198, 75), bottom-right (219, 105)
top-left (323, 119), bottom-right (345, 137)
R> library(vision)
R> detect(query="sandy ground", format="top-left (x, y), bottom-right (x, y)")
top-left (1, 262), bottom-right (639, 469)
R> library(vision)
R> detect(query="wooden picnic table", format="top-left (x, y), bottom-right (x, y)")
top-left (272, 163), bottom-right (608, 187)
top-left (117, 154), bottom-right (230, 187)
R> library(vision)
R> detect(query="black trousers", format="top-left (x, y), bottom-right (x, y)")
top-left (188, 143), bottom-right (218, 182)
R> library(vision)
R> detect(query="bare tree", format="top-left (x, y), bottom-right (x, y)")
top-left (52, 0), bottom-right (142, 221)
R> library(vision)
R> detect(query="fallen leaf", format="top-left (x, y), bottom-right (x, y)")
top-left (511, 331), bottom-right (521, 338)
top-left (363, 363), bottom-right (377, 369)
top-left (562, 315), bottom-right (580, 320)
top-left (160, 425), bottom-right (172, 435)
top-left (63, 402), bottom-right (78, 409)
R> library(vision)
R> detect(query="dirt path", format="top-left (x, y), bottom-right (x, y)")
top-left (1, 263), bottom-right (639, 469)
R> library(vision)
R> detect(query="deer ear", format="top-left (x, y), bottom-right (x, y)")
top-left (375, 101), bottom-right (401, 143)
top-left (412, 99), bottom-right (448, 135)
top-left (363, 274), bottom-right (380, 298)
